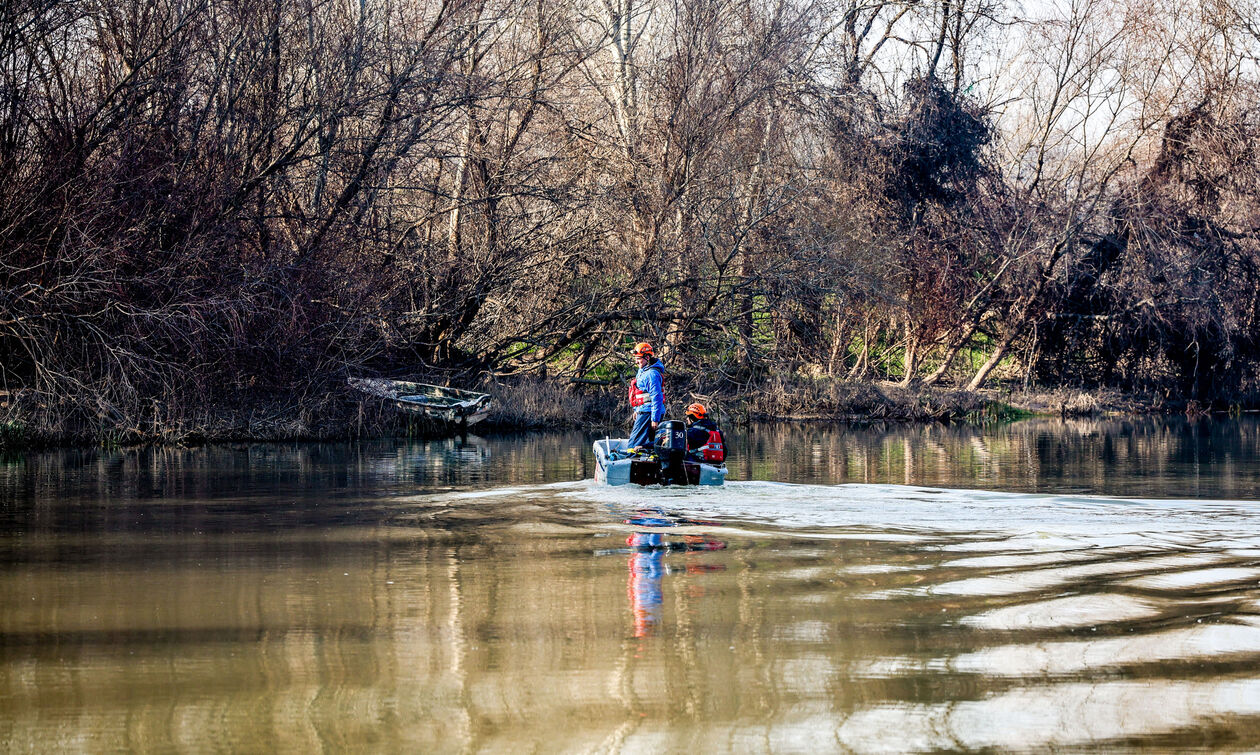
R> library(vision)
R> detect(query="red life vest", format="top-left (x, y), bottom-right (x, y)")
top-left (698, 430), bottom-right (725, 463)
top-left (627, 362), bottom-right (662, 408)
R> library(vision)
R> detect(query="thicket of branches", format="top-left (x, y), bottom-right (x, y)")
top-left (3, 0), bottom-right (1259, 437)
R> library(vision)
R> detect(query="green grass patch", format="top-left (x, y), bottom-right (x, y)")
top-left (0, 421), bottom-right (26, 448)
top-left (582, 361), bottom-right (626, 381)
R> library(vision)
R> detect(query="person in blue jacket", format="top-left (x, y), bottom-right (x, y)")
top-left (626, 341), bottom-right (665, 450)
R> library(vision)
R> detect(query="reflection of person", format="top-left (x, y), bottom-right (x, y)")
top-left (627, 532), bottom-right (665, 638)
top-left (626, 342), bottom-right (666, 450)
top-left (684, 403), bottom-right (727, 463)
top-left (625, 530), bottom-right (727, 638)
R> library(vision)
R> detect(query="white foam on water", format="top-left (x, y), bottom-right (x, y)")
top-left (552, 480), bottom-right (1260, 543)
top-left (407, 480), bottom-right (1260, 557)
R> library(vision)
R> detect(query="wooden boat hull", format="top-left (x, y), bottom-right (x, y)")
top-left (349, 378), bottom-right (493, 426)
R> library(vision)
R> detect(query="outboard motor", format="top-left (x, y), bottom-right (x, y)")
top-left (653, 420), bottom-right (689, 485)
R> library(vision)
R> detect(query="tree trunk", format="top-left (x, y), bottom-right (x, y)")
top-left (966, 329), bottom-right (1019, 391)
top-left (899, 322), bottom-right (919, 386)
top-left (736, 105), bottom-right (774, 367)
top-left (446, 114), bottom-right (475, 262)
top-left (847, 320), bottom-right (872, 380)
top-left (827, 312), bottom-right (846, 376)
top-left (922, 320), bottom-right (980, 386)
top-left (573, 337), bottom-right (599, 377)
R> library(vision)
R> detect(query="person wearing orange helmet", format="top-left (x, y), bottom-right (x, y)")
top-left (684, 402), bottom-right (727, 463)
top-left (626, 341), bottom-right (666, 450)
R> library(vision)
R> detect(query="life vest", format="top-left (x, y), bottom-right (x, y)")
top-left (627, 362), bottom-right (662, 408)
top-left (698, 430), bottom-right (725, 463)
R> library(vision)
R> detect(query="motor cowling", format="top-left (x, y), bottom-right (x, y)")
top-left (654, 420), bottom-right (689, 485)
top-left (654, 420), bottom-right (686, 453)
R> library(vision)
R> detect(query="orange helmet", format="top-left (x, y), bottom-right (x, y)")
top-left (631, 342), bottom-right (654, 356)
top-left (685, 402), bottom-right (706, 419)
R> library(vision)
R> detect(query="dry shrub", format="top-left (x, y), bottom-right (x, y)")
top-left (483, 378), bottom-right (589, 429)
top-left (744, 375), bottom-right (993, 421)
top-left (1005, 387), bottom-right (1142, 417)
top-left (1062, 392), bottom-right (1101, 417)
top-left (748, 376), bottom-right (897, 419)
top-left (826, 382), bottom-right (900, 417)
top-left (918, 390), bottom-right (989, 419)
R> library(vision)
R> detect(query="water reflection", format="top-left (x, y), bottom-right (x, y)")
top-left (603, 509), bottom-right (727, 637)
top-left (4, 418), bottom-right (1260, 752)
top-left (738, 415), bottom-right (1260, 498)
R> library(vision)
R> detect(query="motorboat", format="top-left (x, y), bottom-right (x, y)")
top-left (593, 421), bottom-right (727, 486)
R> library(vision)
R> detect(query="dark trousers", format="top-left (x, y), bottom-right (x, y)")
top-left (628, 411), bottom-right (654, 449)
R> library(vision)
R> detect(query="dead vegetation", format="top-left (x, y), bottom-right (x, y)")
top-left (2, 0), bottom-right (1259, 446)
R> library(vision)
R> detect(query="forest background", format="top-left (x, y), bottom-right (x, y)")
top-left (2, 0), bottom-right (1259, 444)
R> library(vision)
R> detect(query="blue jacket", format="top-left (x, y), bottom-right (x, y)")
top-left (632, 360), bottom-right (666, 421)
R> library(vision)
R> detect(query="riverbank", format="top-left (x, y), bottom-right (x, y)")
top-left (0, 372), bottom-right (1195, 451)
top-left (481, 374), bottom-right (1171, 430)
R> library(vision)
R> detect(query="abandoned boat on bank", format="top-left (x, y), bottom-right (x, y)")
top-left (349, 378), bottom-right (494, 426)
top-left (593, 420), bottom-right (727, 486)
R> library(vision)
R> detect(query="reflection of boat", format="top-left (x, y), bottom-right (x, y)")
top-left (593, 436), bottom-right (727, 486)
top-left (348, 378), bottom-right (494, 426)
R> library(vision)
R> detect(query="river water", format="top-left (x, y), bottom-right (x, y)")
top-left (4, 417), bottom-right (1260, 752)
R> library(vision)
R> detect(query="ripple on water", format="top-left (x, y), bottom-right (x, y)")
top-left (950, 620), bottom-right (1260, 677)
top-left (1121, 566), bottom-right (1260, 590)
top-left (835, 678), bottom-right (1260, 753)
top-left (959, 593), bottom-right (1162, 631)
top-left (923, 553), bottom-right (1230, 597)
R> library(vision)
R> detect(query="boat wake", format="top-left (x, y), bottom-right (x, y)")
top-left (406, 480), bottom-right (1260, 561)
top-left (545, 480), bottom-right (1260, 542)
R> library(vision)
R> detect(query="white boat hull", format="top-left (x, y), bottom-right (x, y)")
top-left (593, 438), bottom-right (727, 486)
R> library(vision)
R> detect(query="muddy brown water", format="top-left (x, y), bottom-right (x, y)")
top-left (4, 417), bottom-right (1260, 752)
